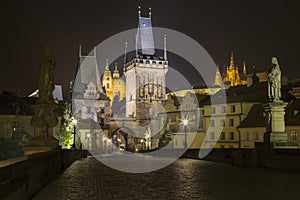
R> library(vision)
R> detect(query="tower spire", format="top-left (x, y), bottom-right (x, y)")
top-left (124, 41), bottom-right (128, 65)
top-left (105, 59), bottom-right (110, 71)
top-left (135, 34), bottom-right (138, 57)
top-left (230, 51), bottom-right (235, 70)
top-left (164, 35), bottom-right (167, 60)
top-left (79, 45), bottom-right (81, 57)
top-left (243, 61), bottom-right (247, 75)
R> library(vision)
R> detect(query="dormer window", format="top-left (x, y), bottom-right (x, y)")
top-left (293, 109), bottom-right (299, 116)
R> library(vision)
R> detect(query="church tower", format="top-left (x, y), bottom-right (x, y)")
top-left (102, 59), bottom-right (113, 99)
top-left (124, 7), bottom-right (168, 119)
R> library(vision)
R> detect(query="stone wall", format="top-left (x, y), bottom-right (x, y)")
top-left (0, 149), bottom-right (86, 200)
top-left (182, 147), bottom-right (300, 171)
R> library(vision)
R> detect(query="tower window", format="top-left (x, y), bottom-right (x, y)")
top-left (106, 83), bottom-right (109, 89)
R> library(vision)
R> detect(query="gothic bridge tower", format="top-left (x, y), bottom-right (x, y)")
top-left (124, 7), bottom-right (168, 119)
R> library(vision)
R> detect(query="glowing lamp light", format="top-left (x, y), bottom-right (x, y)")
top-left (182, 119), bottom-right (189, 126)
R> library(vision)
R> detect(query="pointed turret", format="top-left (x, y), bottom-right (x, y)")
top-left (164, 35), bottom-right (167, 60)
top-left (113, 63), bottom-right (120, 79)
top-left (104, 59), bottom-right (111, 76)
top-left (243, 61), bottom-right (247, 76)
top-left (230, 51), bottom-right (235, 70)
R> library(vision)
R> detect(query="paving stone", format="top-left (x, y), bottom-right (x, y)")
top-left (33, 156), bottom-right (300, 200)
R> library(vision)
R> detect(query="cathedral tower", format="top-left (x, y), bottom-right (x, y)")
top-left (223, 52), bottom-right (247, 86)
top-left (124, 7), bottom-right (168, 119)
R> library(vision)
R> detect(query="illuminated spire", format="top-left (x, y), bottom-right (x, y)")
top-left (105, 59), bottom-right (109, 70)
top-left (243, 61), bottom-right (247, 75)
top-left (104, 59), bottom-right (111, 76)
top-left (230, 51), bottom-right (235, 70)
top-left (113, 63), bottom-right (119, 79)
top-left (164, 35), bottom-right (167, 60)
top-left (124, 41), bottom-right (128, 65)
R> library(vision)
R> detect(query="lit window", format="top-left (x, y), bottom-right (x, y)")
top-left (291, 131), bottom-right (298, 141)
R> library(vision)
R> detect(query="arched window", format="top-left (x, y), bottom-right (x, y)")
top-left (106, 83), bottom-right (109, 89)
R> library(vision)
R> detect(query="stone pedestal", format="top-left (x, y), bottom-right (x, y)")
top-left (23, 104), bottom-right (59, 155)
top-left (264, 102), bottom-right (288, 143)
top-left (263, 101), bottom-right (298, 148)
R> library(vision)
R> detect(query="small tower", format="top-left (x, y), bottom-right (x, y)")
top-left (124, 6), bottom-right (168, 119)
top-left (113, 63), bottom-right (120, 79)
top-left (102, 59), bottom-right (113, 99)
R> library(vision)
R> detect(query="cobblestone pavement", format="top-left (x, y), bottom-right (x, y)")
top-left (33, 155), bottom-right (300, 200)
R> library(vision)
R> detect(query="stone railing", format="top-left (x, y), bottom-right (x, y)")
top-left (0, 149), bottom-right (86, 200)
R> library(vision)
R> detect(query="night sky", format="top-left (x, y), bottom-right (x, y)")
top-left (1, 0), bottom-right (300, 95)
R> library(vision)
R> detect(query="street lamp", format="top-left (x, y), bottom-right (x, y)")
top-left (71, 117), bottom-right (78, 149)
top-left (182, 119), bottom-right (189, 149)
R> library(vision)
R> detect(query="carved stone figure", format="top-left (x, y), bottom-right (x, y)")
top-left (268, 57), bottom-right (281, 102)
top-left (30, 48), bottom-right (58, 142)
top-left (38, 47), bottom-right (56, 104)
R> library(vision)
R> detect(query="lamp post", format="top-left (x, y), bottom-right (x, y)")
top-left (87, 133), bottom-right (91, 150)
top-left (71, 117), bottom-right (78, 149)
top-left (182, 119), bottom-right (189, 149)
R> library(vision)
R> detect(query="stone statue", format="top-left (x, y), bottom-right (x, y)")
top-left (29, 47), bottom-right (58, 143)
top-left (268, 57), bottom-right (281, 102)
top-left (38, 47), bottom-right (56, 104)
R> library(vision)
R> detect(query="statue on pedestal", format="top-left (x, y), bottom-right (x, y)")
top-left (38, 47), bottom-right (56, 104)
top-left (268, 57), bottom-right (281, 102)
top-left (27, 47), bottom-right (58, 152)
